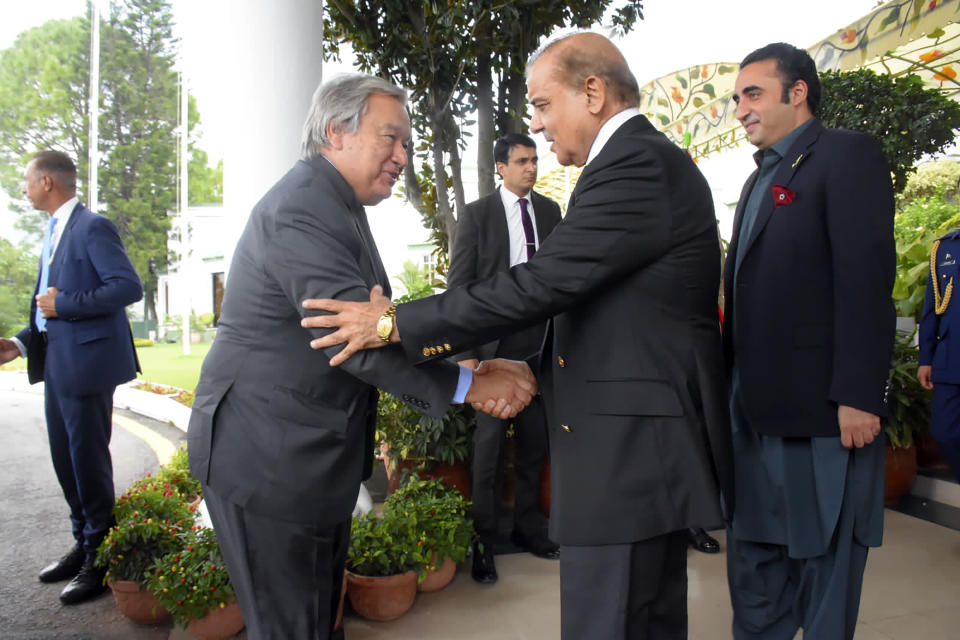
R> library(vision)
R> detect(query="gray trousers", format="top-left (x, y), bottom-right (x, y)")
top-left (560, 530), bottom-right (688, 640)
top-left (203, 485), bottom-right (349, 640)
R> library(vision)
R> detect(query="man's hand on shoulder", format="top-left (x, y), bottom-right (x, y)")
top-left (301, 286), bottom-right (393, 366)
top-left (0, 338), bottom-right (20, 365)
top-left (838, 405), bottom-right (882, 449)
top-left (466, 358), bottom-right (538, 420)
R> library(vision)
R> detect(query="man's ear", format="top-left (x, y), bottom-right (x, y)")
top-left (584, 75), bottom-right (606, 115)
top-left (790, 80), bottom-right (809, 107)
top-left (495, 161), bottom-right (506, 179)
top-left (326, 123), bottom-right (344, 150)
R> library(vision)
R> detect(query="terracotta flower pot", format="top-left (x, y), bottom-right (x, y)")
top-left (380, 443), bottom-right (471, 498)
top-left (108, 579), bottom-right (171, 625)
top-left (346, 570), bottom-right (417, 621)
top-left (418, 556), bottom-right (456, 593)
top-left (185, 598), bottom-right (245, 640)
top-left (884, 444), bottom-right (918, 506)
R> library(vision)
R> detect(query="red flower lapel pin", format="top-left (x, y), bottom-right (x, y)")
top-left (772, 184), bottom-right (795, 208)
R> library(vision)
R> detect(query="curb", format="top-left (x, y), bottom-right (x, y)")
top-left (0, 370), bottom-right (189, 433)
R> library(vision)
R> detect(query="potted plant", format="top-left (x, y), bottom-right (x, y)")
top-left (377, 391), bottom-right (473, 496)
top-left (146, 527), bottom-right (244, 640)
top-left (386, 476), bottom-right (475, 592)
top-left (884, 328), bottom-right (931, 505)
top-left (96, 486), bottom-right (195, 624)
top-left (130, 443), bottom-right (203, 506)
top-left (345, 508), bottom-right (427, 621)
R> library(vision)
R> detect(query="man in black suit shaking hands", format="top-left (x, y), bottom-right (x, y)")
top-left (448, 133), bottom-right (562, 584)
top-left (302, 33), bottom-right (733, 640)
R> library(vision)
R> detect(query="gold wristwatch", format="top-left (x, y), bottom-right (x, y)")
top-left (377, 304), bottom-right (397, 344)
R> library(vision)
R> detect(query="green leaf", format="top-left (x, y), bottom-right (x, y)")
top-left (703, 83), bottom-right (716, 99)
top-left (657, 114), bottom-right (671, 126)
top-left (879, 7), bottom-right (901, 31)
top-left (676, 75), bottom-right (688, 89)
top-left (693, 97), bottom-right (704, 108)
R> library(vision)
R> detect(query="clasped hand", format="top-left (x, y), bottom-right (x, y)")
top-left (465, 359), bottom-right (538, 420)
top-left (300, 287), bottom-right (537, 419)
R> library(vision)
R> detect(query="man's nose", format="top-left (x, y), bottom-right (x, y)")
top-left (530, 113), bottom-right (543, 133)
top-left (394, 141), bottom-right (407, 168)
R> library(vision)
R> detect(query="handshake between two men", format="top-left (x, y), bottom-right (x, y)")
top-left (302, 286), bottom-right (538, 420)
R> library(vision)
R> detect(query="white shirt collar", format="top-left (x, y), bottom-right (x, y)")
top-left (498, 184), bottom-right (532, 212)
top-left (585, 107), bottom-right (641, 167)
top-left (52, 196), bottom-right (78, 222)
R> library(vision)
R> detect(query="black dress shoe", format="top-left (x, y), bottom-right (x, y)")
top-left (39, 546), bottom-right (85, 583)
top-left (511, 530), bottom-right (560, 560)
top-left (687, 528), bottom-right (720, 554)
top-left (471, 542), bottom-right (498, 584)
top-left (59, 561), bottom-right (107, 605)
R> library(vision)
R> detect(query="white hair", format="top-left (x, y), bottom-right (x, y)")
top-left (300, 74), bottom-right (408, 160)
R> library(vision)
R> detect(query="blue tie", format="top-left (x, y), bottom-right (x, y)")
top-left (36, 217), bottom-right (58, 332)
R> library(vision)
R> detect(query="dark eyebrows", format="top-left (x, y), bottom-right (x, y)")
top-left (732, 84), bottom-right (761, 104)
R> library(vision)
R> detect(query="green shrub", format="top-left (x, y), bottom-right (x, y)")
top-left (886, 329), bottom-right (932, 449)
top-left (146, 527), bottom-right (235, 627)
top-left (347, 509), bottom-right (428, 578)
top-left (130, 444), bottom-right (202, 503)
top-left (386, 476), bottom-right (474, 566)
top-left (97, 486), bottom-right (195, 582)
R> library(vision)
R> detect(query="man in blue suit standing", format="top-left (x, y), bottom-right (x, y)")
top-left (0, 151), bottom-right (142, 605)
top-left (918, 225), bottom-right (960, 483)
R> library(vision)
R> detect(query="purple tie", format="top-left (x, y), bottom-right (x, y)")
top-left (519, 197), bottom-right (536, 260)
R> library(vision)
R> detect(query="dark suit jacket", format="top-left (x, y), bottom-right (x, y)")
top-left (919, 229), bottom-right (960, 384)
top-left (394, 115), bottom-right (733, 546)
top-left (723, 120), bottom-right (896, 437)
top-left (17, 202), bottom-right (142, 396)
top-left (447, 187), bottom-right (561, 361)
top-left (187, 157), bottom-right (460, 528)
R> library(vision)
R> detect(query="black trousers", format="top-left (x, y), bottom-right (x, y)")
top-left (43, 362), bottom-right (115, 562)
top-left (471, 395), bottom-right (549, 543)
top-left (560, 530), bottom-right (688, 640)
top-left (203, 485), bottom-right (349, 640)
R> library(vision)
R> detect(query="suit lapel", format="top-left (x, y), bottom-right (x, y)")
top-left (531, 191), bottom-right (554, 240)
top-left (49, 202), bottom-right (85, 282)
top-left (488, 188), bottom-right (510, 270)
top-left (735, 120), bottom-right (822, 266)
top-left (311, 157), bottom-right (392, 298)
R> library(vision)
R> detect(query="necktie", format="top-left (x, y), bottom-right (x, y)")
top-left (519, 197), bottom-right (536, 260)
top-left (36, 217), bottom-right (58, 332)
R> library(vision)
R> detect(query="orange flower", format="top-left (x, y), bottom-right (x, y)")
top-left (671, 86), bottom-right (684, 104)
top-left (935, 65), bottom-right (957, 81)
top-left (676, 125), bottom-right (683, 135)
top-left (840, 29), bottom-right (857, 43)
top-left (920, 49), bottom-right (945, 62)
top-left (710, 105), bottom-right (718, 119)
top-left (702, 66), bottom-right (709, 79)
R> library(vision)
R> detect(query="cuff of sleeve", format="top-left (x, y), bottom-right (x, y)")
top-left (452, 365), bottom-right (474, 403)
top-left (10, 336), bottom-right (26, 359)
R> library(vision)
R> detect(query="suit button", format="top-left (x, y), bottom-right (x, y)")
top-left (422, 347), bottom-right (431, 357)
top-left (557, 356), bottom-right (566, 368)
top-left (444, 344), bottom-right (452, 352)
top-left (561, 424), bottom-right (572, 433)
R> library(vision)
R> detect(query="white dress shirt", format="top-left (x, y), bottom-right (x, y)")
top-left (498, 185), bottom-right (540, 267)
top-left (586, 107), bottom-right (641, 167)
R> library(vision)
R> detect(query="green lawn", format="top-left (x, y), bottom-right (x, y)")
top-left (135, 342), bottom-right (211, 390)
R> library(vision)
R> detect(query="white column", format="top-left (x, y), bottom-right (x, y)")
top-left (182, 0), bottom-right (325, 281)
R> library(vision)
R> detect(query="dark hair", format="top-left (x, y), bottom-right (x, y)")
top-left (741, 42), bottom-right (821, 114)
top-left (31, 150), bottom-right (78, 192)
top-left (493, 133), bottom-right (537, 165)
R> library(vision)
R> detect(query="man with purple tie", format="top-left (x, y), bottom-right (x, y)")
top-left (448, 134), bottom-right (562, 583)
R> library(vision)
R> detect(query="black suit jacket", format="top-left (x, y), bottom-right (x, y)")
top-left (395, 115), bottom-right (733, 546)
top-left (187, 157), bottom-right (459, 528)
top-left (723, 119), bottom-right (895, 438)
top-left (447, 187), bottom-right (561, 361)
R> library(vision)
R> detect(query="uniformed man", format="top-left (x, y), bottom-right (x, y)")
top-left (918, 227), bottom-right (960, 483)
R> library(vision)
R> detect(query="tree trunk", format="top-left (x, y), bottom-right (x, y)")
top-left (476, 18), bottom-right (495, 197)
top-left (430, 109), bottom-right (455, 256)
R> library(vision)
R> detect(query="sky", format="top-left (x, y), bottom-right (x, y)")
top-left (0, 0), bottom-right (882, 253)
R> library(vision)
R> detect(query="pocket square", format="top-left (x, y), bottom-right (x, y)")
top-left (772, 184), bottom-right (795, 208)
